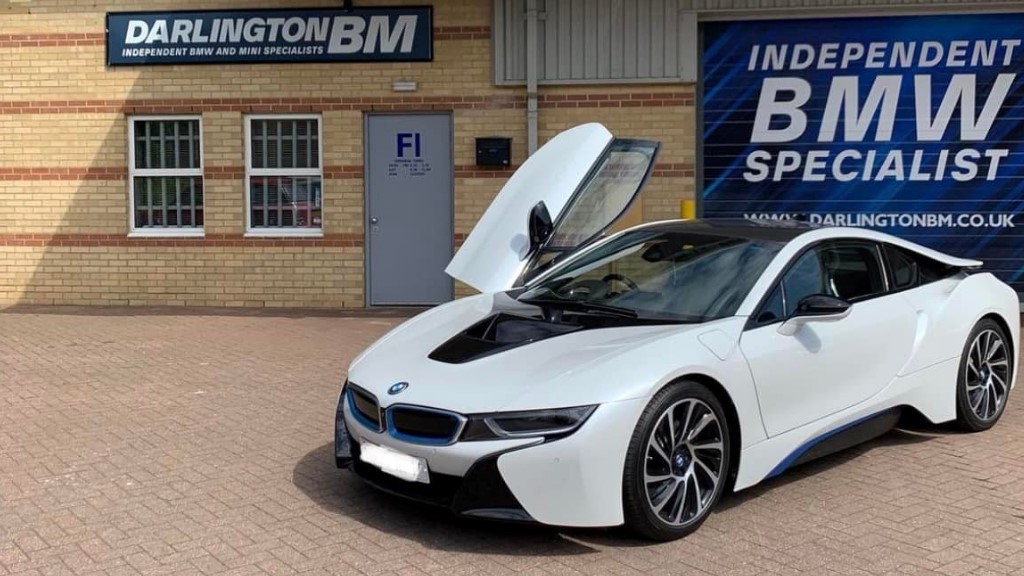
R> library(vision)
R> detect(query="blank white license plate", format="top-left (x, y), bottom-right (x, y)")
top-left (360, 442), bottom-right (430, 484)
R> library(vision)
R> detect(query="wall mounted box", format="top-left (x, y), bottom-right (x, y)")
top-left (475, 137), bottom-right (511, 167)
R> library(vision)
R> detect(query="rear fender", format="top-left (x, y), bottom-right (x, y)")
top-left (897, 273), bottom-right (1020, 380)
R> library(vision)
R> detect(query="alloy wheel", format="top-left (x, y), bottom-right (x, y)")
top-left (966, 329), bottom-right (1010, 421)
top-left (643, 398), bottom-right (725, 527)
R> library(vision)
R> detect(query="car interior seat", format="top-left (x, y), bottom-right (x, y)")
top-left (822, 248), bottom-right (882, 300)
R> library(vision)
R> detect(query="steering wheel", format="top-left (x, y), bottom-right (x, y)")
top-left (565, 279), bottom-right (608, 300)
top-left (602, 273), bottom-right (640, 295)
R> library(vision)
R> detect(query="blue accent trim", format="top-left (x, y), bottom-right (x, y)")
top-left (346, 388), bottom-right (382, 432)
top-left (766, 412), bottom-right (884, 479)
top-left (384, 408), bottom-right (460, 446)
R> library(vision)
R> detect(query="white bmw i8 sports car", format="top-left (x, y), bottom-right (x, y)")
top-left (335, 123), bottom-right (1020, 541)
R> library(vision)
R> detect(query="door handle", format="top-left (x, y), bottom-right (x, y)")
top-left (370, 217), bottom-right (379, 225)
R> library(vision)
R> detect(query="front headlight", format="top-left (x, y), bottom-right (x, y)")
top-left (460, 405), bottom-right (597, 441)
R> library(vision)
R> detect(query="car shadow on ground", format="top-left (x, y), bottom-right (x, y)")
top-left (293, 422), bottom-right (950, 550)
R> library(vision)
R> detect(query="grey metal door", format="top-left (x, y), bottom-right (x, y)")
top-left (365, 113), bottom-right (454, 305)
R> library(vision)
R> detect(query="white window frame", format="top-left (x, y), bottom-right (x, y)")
top-left (127, 115), bottom-right (205, 238)
top-left (244, 114), bottom-right (325, 238)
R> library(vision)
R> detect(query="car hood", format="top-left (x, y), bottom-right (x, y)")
top-left (346, 293), bottom-right (707, 414)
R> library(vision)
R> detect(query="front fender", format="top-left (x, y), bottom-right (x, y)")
top-left (500, 316), bottom-right (769, 451)
top-left (497, 316), bottom-right (769, 527)
top-left (640, 320), bottom-right (769, 451)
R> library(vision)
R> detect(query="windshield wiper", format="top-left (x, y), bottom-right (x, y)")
top-left (518, 297), bottom-right (639, 319)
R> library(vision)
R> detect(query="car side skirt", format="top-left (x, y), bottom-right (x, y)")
top-left (765, 407), bottom-right (903, 479)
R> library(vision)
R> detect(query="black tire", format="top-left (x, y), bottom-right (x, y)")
top-left (955, 318), bottom-right (1012, 432)
top-left (622, 380), bottom-right (731, 541)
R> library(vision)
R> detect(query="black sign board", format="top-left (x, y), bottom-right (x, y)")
top-left (106, 7), bottom-right (433, 66)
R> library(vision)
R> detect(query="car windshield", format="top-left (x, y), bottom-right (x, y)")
top-left (517, 229), bottom-right (784, 323)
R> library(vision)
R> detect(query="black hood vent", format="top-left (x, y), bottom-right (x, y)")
top-left (428, 313), bottom-right (581, 364)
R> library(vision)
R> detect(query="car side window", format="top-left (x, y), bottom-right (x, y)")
top-left (884, 244), bottom-right (918, 290)
top-left (781, 249), bottom-right (828, 315)
top-left (884, 243), bottom-right (956, 287)
top-left (752, 250), bottom-right (826, 326)
top-left (817, 244), bottom-right (886, 301)
top-left (754, 242), bottom-right (886, 326)
top-left (755, 284), bottom-right (785, 324)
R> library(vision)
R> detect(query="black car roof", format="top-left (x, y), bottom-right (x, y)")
top-left (639, 218), bottom-right (820, 244)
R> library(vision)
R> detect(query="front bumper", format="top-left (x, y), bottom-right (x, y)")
top-left (335, 388), bottom-right (648, 527)
top-left (335, 391), bottom-right (538, 522)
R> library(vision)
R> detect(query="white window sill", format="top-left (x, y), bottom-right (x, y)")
top-left (245, 229), bottom-right (324, 239)
top-left (128, 229), bottom-right (205, 239)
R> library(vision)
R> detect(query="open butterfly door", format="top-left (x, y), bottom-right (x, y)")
top-left (445, 123), bottom-right (659, 293)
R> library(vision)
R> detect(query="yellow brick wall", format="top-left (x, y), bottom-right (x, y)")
top-left (202, 111), bottom-right (244, 235)
top-left (0, 0), bottom-right (697, 308)
top-left (0, 245), bottom-right (364, 307)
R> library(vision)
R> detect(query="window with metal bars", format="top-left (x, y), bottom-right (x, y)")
top-left (246, 115), bottom-right (323, 234)
top-left (128, 117), bottom-right (204, 234)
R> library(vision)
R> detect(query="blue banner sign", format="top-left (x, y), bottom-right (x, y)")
top-left (106, 7), bottom-right (432, 65)
top-left (702, 14), bottom-right (1024, 292)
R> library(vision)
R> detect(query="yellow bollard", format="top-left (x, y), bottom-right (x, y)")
top-left (680, 199), bottom-right (696, 220)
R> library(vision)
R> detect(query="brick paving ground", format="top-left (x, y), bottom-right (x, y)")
top-left (2, 307), bottom-right (1024, 576)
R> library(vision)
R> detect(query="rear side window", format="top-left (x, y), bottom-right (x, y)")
top-left (885, 245), bottom-right (918, 290)
top-left (884, 244), bottom-right (956, 289)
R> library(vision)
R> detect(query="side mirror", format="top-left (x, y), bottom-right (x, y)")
top-left (528, 201), bottom-right (554, 252)
top-left (777, 294), bottom-right (852, 336)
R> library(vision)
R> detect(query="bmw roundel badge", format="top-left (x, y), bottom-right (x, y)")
top-left (388, 382), bottom-right (409, 395)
